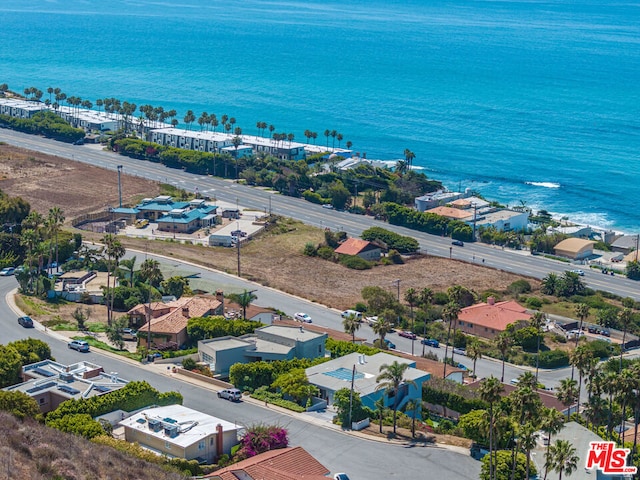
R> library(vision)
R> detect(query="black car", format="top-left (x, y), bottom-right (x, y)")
top-left (18, 316), bottom-right (34, 328)
top-left (452, 240), bottom-right (464, 247)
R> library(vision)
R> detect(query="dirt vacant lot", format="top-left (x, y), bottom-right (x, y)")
top-left (0, 144), bottom-right (160, 218)
top-left (0, 143), bottom-right (539, 309)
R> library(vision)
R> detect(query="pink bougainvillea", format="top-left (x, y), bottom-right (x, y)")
top-left (236, 424), bottom-right (289, 459)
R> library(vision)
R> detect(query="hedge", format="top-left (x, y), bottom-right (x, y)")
top-left (229, 357), bottom-right (329, 392)
top-left (0, 111), bottom-right (85, 143)
top-left (250, 387), bottom-right (305, 413)
top-left (423, 378), bottom-right (487, 415)
top-left (361, 226), bottom-right (419, 254)
top-left (46, 381), bottom-right (182, 422)
top-left (325, 338), bottom-right (379, 358)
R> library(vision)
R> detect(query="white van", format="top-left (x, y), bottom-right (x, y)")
top-left (341, 310), bottom-right (363, 321)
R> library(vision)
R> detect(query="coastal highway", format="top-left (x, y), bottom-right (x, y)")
top-left (0, 275), bottom-right (481, 480)
top-left (1, 128), bottom-right (639, 302)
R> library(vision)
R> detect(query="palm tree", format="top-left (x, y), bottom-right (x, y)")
top-left (404, 399), bottom-right (419, 438)
top-left (546, 439), bottom-right (578, 480)
top-left (519, 422), bottom-right (538, 480)
top-left (342, 313), bottom-right (361, 343)
top-left (480, 376), bottom-right (503, 480)
top-left (404, 288), bottom-right (418, 354)
top-left (374, 397), bottom-right (386, 433)
top-left (119, 256), bottom-right (137, 287)
top-left (404, 148), bottom-right (416, 169)
top-left (495, 332), bottom-right (512, 383)
top-left (442, 301), bottom-right (460, 377)
top-left (47, 207), bottom-right (65, 272)
top-left (530, 311), bottom-right (546, 381)
top-left (183, 110), bottom-right (195, 130)
top-left (330, 130), bottom-right (337, 148)
top-left (556, 378), bottom-right (578, 420)
top-left (139, 258), bottom-right (163, 288)
top-left (616, 368), bottom-right (638, 447)
top-left (540, 407), bottom-right (565, 480)
top-left (103, 234), bottom-right (125, 326)
top-left (324, 129), bottom-right (330, 148)
top-left (372, 315), bottom-right (393, 348)
top-left (231, 289), bottom-right (257, 320)
top-left (618, 307), bottom-right (633, 370)
top-left (569, 345), bottom-right (593, 415)
top-left (418, 287), bottom-right (434, 356)
top-left (375, 361), bottom-right (417, 434)
top-left (466, 338), bottom-right (483, 379)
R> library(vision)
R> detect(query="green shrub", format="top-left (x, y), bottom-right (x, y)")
top-left (326, 338), bottom-right (379, 358)
top-left (182, 357), bottom-right (197, 370)
top-left (303, 242), bottom-right (317, 256)
top-left (387, 249), bottom-right (404, 264)
top-left (250, 387), bottom-right (305, 412)
top-left (361, 226), bottom-right (419, 253)
top-left (317, 246), bottom-right (335, 260)
top-left (508, 279), bottom-right (532, 295)
top-left (525, 296), bottom-right (543, 309)
top-left (339, 255), bottom-right (372, 270)
top-left (537, 349), bottom-right (569, 368)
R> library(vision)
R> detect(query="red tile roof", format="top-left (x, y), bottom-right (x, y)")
top-left (459, 300), bottom-right (531, 332)
top-left (205, 447), bottom-right (330, 480)
top-left (137, 295), bottom-right (222, 334)
top-left (334, 238), bottom-right (380, 256)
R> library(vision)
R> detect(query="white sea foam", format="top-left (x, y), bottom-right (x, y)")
top-left (525, 181), bottom-right (561, 189)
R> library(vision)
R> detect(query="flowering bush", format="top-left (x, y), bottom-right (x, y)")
top-left (236, 424), bottom-right (288, 460)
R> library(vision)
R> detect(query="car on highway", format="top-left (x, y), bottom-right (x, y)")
top-left (17, 316), bottom-right (34, 328)
top-left (341, 309), bottom-right (363, 321)
top-left (421, 338), bottom-right (439, 348)
top-left (322, 204), bottom-right (334, 209)
top-left (570, 269), bottom-right (585, 276)
top-left (68, 340), bottom-right (90, 352)
top-left (451, 240), bottom-right (464, 247)
top-left (217, 388), bottom-right (242, 401)
top-left (453, 347), bottom-right (466, 356)
top-left (0, 267), bottom-right (15, 276)
top-left (294, 312), bottom-right (312, 323)
top-left (384, 339), bottom-right (396, 349)
top-left (398, 330), bottom-right (417, 339)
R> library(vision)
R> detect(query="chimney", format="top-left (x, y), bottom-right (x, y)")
top-left (182, 306), bottom-right (190, 317)
top-left (216, 424), bottom-right (224, 458)
top-left (487, 296), bottom-right (495, 306)
top-left (215, 290), bottom-right (224, 311)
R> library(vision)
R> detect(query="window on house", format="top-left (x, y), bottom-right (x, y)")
top-left (210, 437), bottom-right (214, 446)
top-left (198, 440), bottom-right (206, 450)
top-left (165, 441), bottom-right (172, 450)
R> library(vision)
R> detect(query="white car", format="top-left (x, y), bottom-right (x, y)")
top-left (294, 312), bottom-right (312, 323)
top-left (570, 269), bottom-right (585, 276)
top-left (0, 267), bottom-right (15, 276)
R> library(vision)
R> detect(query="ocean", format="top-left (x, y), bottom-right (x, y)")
top-left (0, 0), bottom-right (639, 231)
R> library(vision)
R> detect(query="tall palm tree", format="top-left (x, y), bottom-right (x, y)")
top-left (530, 311), bottom-right (545, 381)
top-left (47, 207), bottom-right (65, 272)
top-left (466, 338), bottom-right (483, 379)
top-left (103, 234), bottom-right (125, 326)
top-left (540, 407), bottom-right (565, 480)
top-left (604, 371), bottom-right (619, 439)
top-left (139, 258), bottom-right (163, 288)
top-left (374, 397), bottom-right (386, 433)
top-left (573, 303), bottom-right (590, 371)
top-left (404, 399), bottom-right (419, 438)
top-left (495, 332), bottom-right (512, 383)
top-left (442, 301), bottom-right (460, 377)
top-left (231, 289), bottom-right (258, 320)
top-left (404, 288), bottom-right (418, 355)
top-left (375, 361), bottom-right (417, 434)
top-left (556, 378), bottom-right (578, 420)
top-left (616, 368), bottom-right (638, 447)
top-left (546, 439), bottom-right (578, 480)
top-left (404, 148), bottom-right (416, 169)
top-left (618, 307), bottom-right (633, 370)
top-left (342, 313), bottom-right (361, 343)
top-left (519, 422), bottom-right (538, 480)
top-left (480, 376), bottom-right (503, 480)
top-left (324, 129), bottom-right (330, 148)
top-left (569, 345), bottom-right (593, 415)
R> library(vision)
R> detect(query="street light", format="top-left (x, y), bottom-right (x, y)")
top-left (117, 165), bottom-right (123, 208)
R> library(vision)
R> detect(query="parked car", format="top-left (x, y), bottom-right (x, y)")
top-left (421, 338), bottom-right (440, 348)
top-left (341, 310), bottom-right (363, 321)
top-left (399, 331), bottom-right (417, 340)
top-left (453, 347), bottom-right (466, 356)
top-left (230, 230), bottom-right (247, 237)
top-left (120, 328), bottom-right (138, 341)
top-left (294, 312), bottom-right (312, 323)
top-left (384, 339), bottom-right (396, 349)
top-left (334, 474), bottom-right (351, 480)
top-left (17, 316), bottom-right (34, 328)
top-left (0, 267), bottom-right (15, 276)
top-left (217, 388), bottom-right (242, 402)
top-left (452, 240), bottom-right (464, 247)
top-left (322, 204), bottom-right (334, 209)
top-left (68, 340), bottom-right (90, 352)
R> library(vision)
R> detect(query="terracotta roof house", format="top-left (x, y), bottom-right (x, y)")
top-left (554, 238), bottom-right (595, 260)
top-left (223, 301), bottom-right (276, 323)
top-left (130, 295), bottom-right (223, 349)
top-left (458, 297), bottom-right (531, 340)
top-left (334, 238), bottom-right (381, 261)
top-left (204, 446), bottom-right (330, 480)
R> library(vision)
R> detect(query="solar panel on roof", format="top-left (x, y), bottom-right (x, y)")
top-left (32, 367), bottom-right (55, 377)
top-left (57, 385), bottom-right (81, 395)
top-left (93, 385), bottom-right (111, 393)
top-left (26, 381), bottom-right (56, 394)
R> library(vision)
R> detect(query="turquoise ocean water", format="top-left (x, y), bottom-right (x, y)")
top-left (0, 0), bottom-right (639, 230)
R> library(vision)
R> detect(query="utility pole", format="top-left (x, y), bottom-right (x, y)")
top-left (348, 364), bottom-right (356, 430)
top-left (237, 221), bottom-right (241, 277)
top-left (117, 165), bottom-right (123, 207)
top-left (472, 202), bottom-right (478, 242)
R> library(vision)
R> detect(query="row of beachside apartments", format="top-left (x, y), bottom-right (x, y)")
top-left (0, 97), bottom-right (350, 161)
